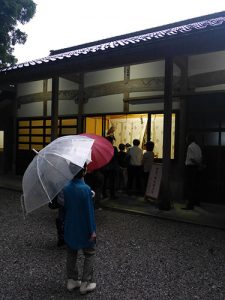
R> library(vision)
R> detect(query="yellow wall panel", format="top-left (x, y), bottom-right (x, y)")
top-left (31, 120), bottom-right (43, 126)
top-left (31, 136), bottom-right (43, 143)
top-left (61, 119), bottom-right (77, 126)
top-left (45, 128), bottom-right (51, 134)
top-left (31, 144), bottom-right (43, 151)
top-left (46, 120), bottom-right (51, 126)
top-left (18, 144), bottom-right (29, 150)
top-left (19, 120), bottom-right (29, 127)
top-left (61, 128), bottom-right (77, 135)
top-left (19, 136), bottom-right (29, 142)
top-left (19, 128), bottom-right (30, 134)
top-left (45, 136), bottom-right (51, 143)
top-left (31, 128), bottom-right (43, 134)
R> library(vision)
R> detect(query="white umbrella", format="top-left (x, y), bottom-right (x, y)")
top-left (21, 135), bottom-right (94, 214)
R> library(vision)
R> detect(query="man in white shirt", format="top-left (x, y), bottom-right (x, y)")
top-left (127, 139), bottom-right (143, 195)
top-left (183, 134), bottom-right (202, 210)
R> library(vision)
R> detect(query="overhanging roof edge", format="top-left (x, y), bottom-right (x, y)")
top-left (0, 11), bottom-right (225, 79)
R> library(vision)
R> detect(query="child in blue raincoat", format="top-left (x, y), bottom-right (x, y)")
top-left (59, 164), bottom-right (97, 295)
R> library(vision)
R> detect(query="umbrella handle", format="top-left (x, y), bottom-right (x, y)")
top-left (32, 148), bottom-right (39, 154)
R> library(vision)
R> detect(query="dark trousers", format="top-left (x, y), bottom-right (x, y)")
top-left (185, 165), bottom-right (200, 208)
top-left (118, 167), bottom-right (126, 190)
top-left (127, 165), bottom-right (142, 194)
top-left (102, 169), bottom-right (117, 198)
top-left (143, 171), bottom-right (149, 193)
top-left (55, 205), bottom-right (65, 241)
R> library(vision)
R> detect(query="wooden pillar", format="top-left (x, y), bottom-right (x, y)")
top-left (51, 76), bottom-right (59, 141)
top-left (176, 56), bottom-right (191, 201)
top-left (159, 56), bottom-right (173, 210)
top-left (77, 73), bottom-right (84, 134)
top-left (43, 80), bottom-right (48, 146)
top-left (12, 91), bottom-right (17, 175)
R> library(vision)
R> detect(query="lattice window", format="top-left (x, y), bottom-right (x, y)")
top-left (17, 117), bottom-right (78, 151)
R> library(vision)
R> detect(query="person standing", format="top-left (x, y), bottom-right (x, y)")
top-left (142, 141), bottom-right (155, 193)
top-left (107, 125), bottom-right (116, 141)
top-left (117, 143), bottom-right (127, 191)
top-left (48, 195), bottom-right (65, 247)
top-left (125, 143), bottom-right (131, 152)
top-left (183, 134), bottom-right (202, 210)
top-left (102, 136), bottom-right (119, 199)
top-left (85, 169), bottom-right (104, 209)
top-left (127, 139), bottom-right (143, 195)
top-left (61, 164), bottom-right (97, 295)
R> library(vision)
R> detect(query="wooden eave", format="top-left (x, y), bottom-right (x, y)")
top-left (0, 11), bottom-right (225, 85)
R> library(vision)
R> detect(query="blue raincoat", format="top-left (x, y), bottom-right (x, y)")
top-left (63, 178), bottom-right (96, 250)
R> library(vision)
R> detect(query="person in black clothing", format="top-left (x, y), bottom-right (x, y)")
top-left (48, 195), bottom-right (65, 247)
top-left (85, 170), bottom-right (104, 209)
top-left (142, 141), bottom-right (155, 192)
top-left (117, 143), bottom-right (127, 191)
top-left (102, 136), bottom-right (119, 199)
top-left (183, 134), bottom-right (202, 210)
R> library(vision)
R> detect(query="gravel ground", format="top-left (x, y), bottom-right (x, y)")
top-left (0, 189), bottom-right (225, 300)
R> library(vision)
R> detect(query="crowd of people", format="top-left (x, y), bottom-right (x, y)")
top-left (99, 137), bottom-right (155, 199)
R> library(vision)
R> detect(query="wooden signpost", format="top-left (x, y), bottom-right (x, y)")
top-left (145, 163), bottom-right (162, 199)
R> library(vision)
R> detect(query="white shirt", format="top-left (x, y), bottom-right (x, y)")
top-left (185, 142), bottom-right (202, 166)
top-left (142, 151), bottom-right (154, 172)
top-left (129, 146), bottom-right (143, 166)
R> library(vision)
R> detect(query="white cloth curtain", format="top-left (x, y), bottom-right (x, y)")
top-left (109, 117), bottom-right (148, 147)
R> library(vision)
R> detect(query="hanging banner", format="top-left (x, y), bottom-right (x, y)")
top-left (145, 163), bottom-right (162, 199)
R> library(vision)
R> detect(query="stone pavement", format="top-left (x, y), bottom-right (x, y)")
top-left (0, 188), bottom-right (225, 300)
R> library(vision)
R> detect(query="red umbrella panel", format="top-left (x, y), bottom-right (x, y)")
top-left (79, 133), bottom-right (114, 172)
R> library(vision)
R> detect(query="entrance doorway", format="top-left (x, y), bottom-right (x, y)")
top-left (84, 113), bottom-right (176, 158)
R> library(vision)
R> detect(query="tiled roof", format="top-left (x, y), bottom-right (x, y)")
top-left (1, 14), bottom-right (225, 73)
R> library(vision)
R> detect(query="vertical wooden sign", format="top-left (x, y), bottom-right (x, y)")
top-left (145, 163), bottom-right (162, 199)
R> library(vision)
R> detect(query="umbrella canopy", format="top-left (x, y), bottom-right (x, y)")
top-left (22, 135), bottom-right (94, 214)
top-left (80, 133), bottom-right (114, 172)
top-left (79, 133), bottom-right (114, 172)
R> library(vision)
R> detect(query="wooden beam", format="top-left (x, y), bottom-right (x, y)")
top-left (85, 76), bottom-right (180, 97)
top-left (18, 66), bottom-right (225, 106)
top-left (189, 69), bottom-right (225, 89)
top-left (17, 90), bottom-right (79, 104)
top-left (125, 95), bottom-right (165, 104)
top-left (85, 77), bottom-right (165, 96)
top-left (61, 73), bottom-right (81, 83)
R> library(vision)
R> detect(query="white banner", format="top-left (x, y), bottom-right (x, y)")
top-left (145, 163), bottom-right (162, 199)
